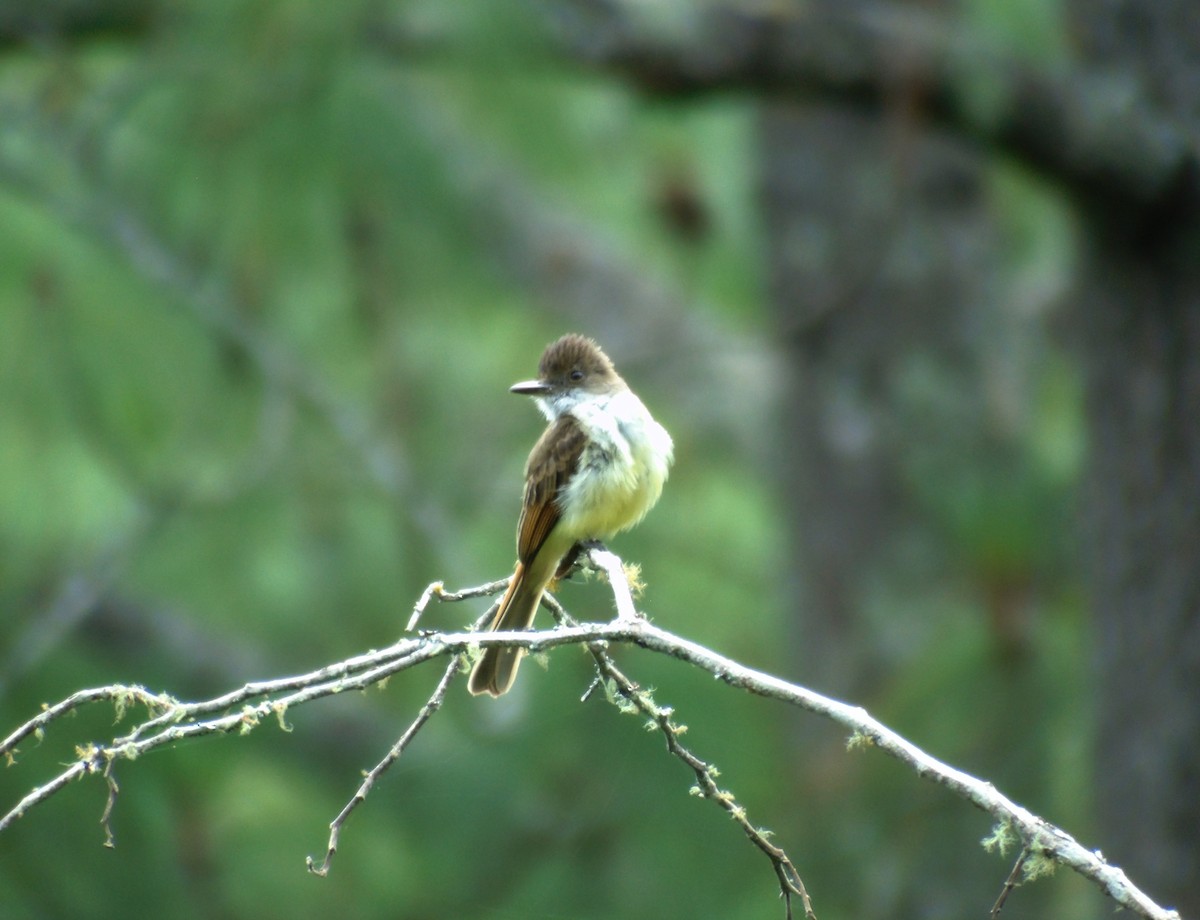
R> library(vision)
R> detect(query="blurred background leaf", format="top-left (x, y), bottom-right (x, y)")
top-left (1, 1), bottom-right (1195, 919)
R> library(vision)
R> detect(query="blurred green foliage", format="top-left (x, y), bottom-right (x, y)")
top-left (0, 2), bottom-right (1096, 919)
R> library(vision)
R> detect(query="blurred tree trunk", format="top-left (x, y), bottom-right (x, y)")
top-left (757, 73), bottom-right (1040, 920)
top-left (762, 0), bottom-right (1200, 904)
top-left (1080, 224), bottom-right (1200, 919)
top-left (1069, 2), bottom-right (1200, 915)
top-left (760, 101), bottom-right (1001, 699)
top-left (551, 1), bottom-right (1199, 914)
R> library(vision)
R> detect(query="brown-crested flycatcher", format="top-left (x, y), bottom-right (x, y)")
top-left (468, 334), bottom-right (674, 697)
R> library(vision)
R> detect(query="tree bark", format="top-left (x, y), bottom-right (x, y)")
top-left (1080, 226), bottom-right (1200, 918)
top-left (1069, 5), bottom-right (1200, 915)
top-left (551, 1), bottom-right (1200, 914)
top-left (760, 100), bottom-right (1002, 698)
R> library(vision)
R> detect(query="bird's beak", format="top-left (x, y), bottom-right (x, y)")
top-left (510, 379), bottom-right (551, 395)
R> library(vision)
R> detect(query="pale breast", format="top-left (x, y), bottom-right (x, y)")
top-left (557, 394), bottom-right (673, 540)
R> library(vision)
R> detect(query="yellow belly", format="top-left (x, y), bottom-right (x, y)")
top-left (556, 416), bottom-right (672, 541)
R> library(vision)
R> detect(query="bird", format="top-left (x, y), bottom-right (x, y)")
top-left (468, 334), bottom-right (674, 697)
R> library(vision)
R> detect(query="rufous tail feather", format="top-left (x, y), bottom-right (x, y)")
top-left (467, 563), bottom-right (544, 697)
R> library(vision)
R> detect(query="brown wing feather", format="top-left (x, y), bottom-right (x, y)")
top-left (516, 415), bottom-right (586, 565)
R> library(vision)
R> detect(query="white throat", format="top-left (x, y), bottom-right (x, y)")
top-left (534, 385), bottom-right (617, 422)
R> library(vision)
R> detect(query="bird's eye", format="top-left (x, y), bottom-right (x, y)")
top-left (569, 369), bottom-right (584, 381)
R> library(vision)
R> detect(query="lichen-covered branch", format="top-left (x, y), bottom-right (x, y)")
top-left (0, 555), bottom-right (1180, 920)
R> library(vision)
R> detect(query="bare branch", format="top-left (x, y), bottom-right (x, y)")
top-left (1, 684), bottom-right (176, 760)
top-left (0, 560), bottom-right (1180, 920)
top-left (306, 655), bottom-right (463, 878)
top-left (544, 550), bottom-right (816, 918)
top-left (308, 598), bottom-right (503, 878)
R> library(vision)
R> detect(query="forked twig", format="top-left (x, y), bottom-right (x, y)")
top-left (307, 592), bottom-right (504, 877)
top-left (0, 561), bottom-right (1181, 920)
top-left (547, 549), bottom-right (817, 919)
top-left (306, 656), bottom-right (462, 876)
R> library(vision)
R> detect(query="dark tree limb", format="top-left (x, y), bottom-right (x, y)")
top-left (8, 0), bottom-right (1197, 225)
top-left (544, 0), bottom-right (1199, 226)
top-left (0, 0), bottom-right (154, 47)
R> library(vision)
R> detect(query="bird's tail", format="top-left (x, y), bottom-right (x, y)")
top-left (467, 562), bottom-right (544, 697)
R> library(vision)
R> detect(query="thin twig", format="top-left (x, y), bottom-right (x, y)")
top-left (0, 569), bottom-right (1181, 920)
top-left (406, 577), bottom-right (512, 631)
top-left (2, 760), bottom-right (88, 828)
top-left (589, 633), bottom-right (815, 919)
top-left (990, 848), bottom-right (1030, 919)
top-left (547, 550), bottom-right (817, 920)
top-left (406, 581), bottom-right (445, 631)
top-left (306, 656), bottom-right (462, 877)
top-left (310, 588), bottom-right (506, 875)
top-left (2, 685), bottom-right (177, 761)
top-left (100, 757), bottom-right (120, 848)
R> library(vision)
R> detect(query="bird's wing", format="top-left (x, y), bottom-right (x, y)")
top-left (516, 414), bottom-right (586, 565)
